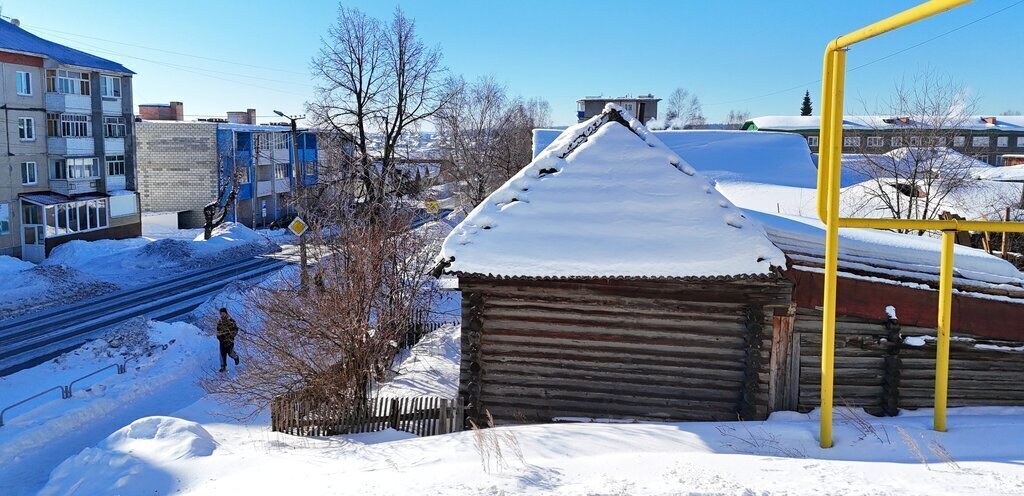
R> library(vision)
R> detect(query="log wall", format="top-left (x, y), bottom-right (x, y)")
top-left (458, 276), bottom-right (793, 426)
top-left (795, 308), bottom-right (1024, 414)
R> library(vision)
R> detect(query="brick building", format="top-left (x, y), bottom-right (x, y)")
top-left (135, 102), bottom-right (322, 229)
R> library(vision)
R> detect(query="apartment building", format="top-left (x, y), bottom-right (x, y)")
top-left (136, 103), bottom-right (321, 229)
top-left (0, 19), bottom-right (141, 262)
top-left (744, 115), bottom-right (1024, 166)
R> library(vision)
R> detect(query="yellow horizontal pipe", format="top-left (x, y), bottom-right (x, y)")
top-left (832, 0), bottom-right (974, 49)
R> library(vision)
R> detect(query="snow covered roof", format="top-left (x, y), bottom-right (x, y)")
top-left (746, 115), bottom-right (1024, 132)
top-left (438, 105), bottom-right (787, 279)
top-left (749, 210), bottom-right (1024, 302)
top-left (0, 20), bottom-right (133, 74)
top-left (974, 164), bottom-right (1024, 182)
top-left (533, 129), bottom-right (819, 188)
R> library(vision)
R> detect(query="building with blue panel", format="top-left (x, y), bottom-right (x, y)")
top-left (136, 103), bottom-right (321, 230)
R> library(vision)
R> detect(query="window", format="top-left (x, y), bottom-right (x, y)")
top-left (57, 114), bottom-right (91, 137)
top-left (21, 162), bottom-right (37, 185)
top-left (954, 136), bottom-right (966, 147)
top-left (50, 158), bottom-right (100, 180)
top-left (843, 136), bottom-right (861, 147)
top-left (44, 199), bottom-right (108, 237)
top-left (106, 155), bottom-right (125, 176)
top-left (22, 203), bottom-right (40, 225)
top-left (807, 135), bottom-right (819, 147)
top-left (973, 136), bottom-right (991, 147)
top-left (15, 71), bottom-right (32, 96)
top-left (272, 133), bottom-right (289, 149)
top-left (909, 136), bottom-right (921, 146)
top-left (0, 203), bottom-right (9, 235)
top-left (46, 69), bottom-right (90, 95)
top-left (99, 75), bottom-right (121, 98)
top-left (998, 136), bottom-right (1009, 148)
top-left (275, 162), bottom-right (289, 179)
top-left (891, 136), bottom-right (903, 147)
top-left (47, 113), bottom-right (59, 137)
top-left (103, 116), bottom-right (126, 138)
top-left (17, 117), bottom-right (35, 140)
top-left (867, 136), bottom-right (884, 148)
top-left (1018, 137), bottom-right (1024, 148)
top-left (931, 137), bottom-right (947, 147)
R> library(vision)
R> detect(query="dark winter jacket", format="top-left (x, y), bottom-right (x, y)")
top-left (216, 317), bottom-right (239, 344)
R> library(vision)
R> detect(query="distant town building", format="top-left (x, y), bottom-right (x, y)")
top-left (577, 94), bottom-right (658, 123)
top-left (743, 115), bottom-right (1024, 166)
top-left (0, 19), bottom-right (141, 262)
top-left (137, 101), bottom-right (184, 121)
top-left (136, 103), bottom-right (322, 229)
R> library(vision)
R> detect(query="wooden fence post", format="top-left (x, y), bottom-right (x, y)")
top-left (738, 304), bottom-right (766, 419)
top-left (881, 316), bottom-right (902, 416)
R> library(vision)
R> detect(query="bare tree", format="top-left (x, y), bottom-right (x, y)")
top-left (308, 5), bottom-right (447, 212)
top-left (726, 109), bottom-right (751, 129)
top-left (843, 70), bottom-right (993, 233)
top-left (657, 87), bottom-right (704, 129)
top-left (201, 206), bottom-right (442, 416)
top-left (436, 76), bottom-right (551, 212)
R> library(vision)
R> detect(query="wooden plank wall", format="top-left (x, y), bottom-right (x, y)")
top-left (459, 277), bottom-right (793, 426)
top-left (795, 308), bottom-right (1024, 414)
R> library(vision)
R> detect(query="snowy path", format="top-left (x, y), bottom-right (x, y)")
top-left (0, 253), bottom-right (288, 375)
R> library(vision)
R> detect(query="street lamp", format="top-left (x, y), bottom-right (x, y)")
top-left (275, 110), bottom-right (309, 293)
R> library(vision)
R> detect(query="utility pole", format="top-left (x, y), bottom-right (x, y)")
top-left (275, 110), bottom-right (309, 293)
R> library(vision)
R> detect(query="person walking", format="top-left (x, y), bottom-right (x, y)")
top-left (216, 307), bottom-right (241, 372)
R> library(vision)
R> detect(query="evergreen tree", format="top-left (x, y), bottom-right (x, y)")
top-left (800, 91), bottom-right (813, 116)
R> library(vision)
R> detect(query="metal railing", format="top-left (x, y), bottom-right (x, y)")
top-left (0, 342), bottom-right (169, 428)
top-left (813, 0), bottom-right (1024, 448)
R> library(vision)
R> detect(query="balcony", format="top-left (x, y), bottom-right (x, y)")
top-left (104, 137), bottom-right (125, 154)
top-left (101, 98), bottom-right (122, 114)
top-left (50, 178), bottom-right (99, 196)
top-left (47, 137), bottom-right (95, 155)
top-left (255, 178), bottom-right (292, 197)
top-left (106, 175), bottom-right (126, 192)
top-left (45, 92), bottom-right (92, 113)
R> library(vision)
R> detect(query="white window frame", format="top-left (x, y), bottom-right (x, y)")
top-left (891, 136), bottom-right (903, 147)
top-left (16, 71), bottom-right (32, 96)
top-left (807, 135), bottom-right (819, 147)
top-left (21, 161), bottom-right (38, 185)
top-left (18, 117), bottom-right (35, 141)
top-left (44, 199), bottom-right (109, 237)
top-left (99, 75), bottom-right (121, 98)
top-left (843, 136), bottom-right (861, 147)
top-left (973, 136), bottom-right (991, 147)
top-left (58, 113), bottom-right (91, 138)
top-left (909, 136), bottom-right (922, 147)
top-left (103, 116), bottom-right (126, 138)
top-left (0, 203), bottom-right (9, 235)
top-left (47, 69), bottom-right (90, 95)
top-left (954, 136), bottom-right (966, 147)
top-left (1018, 137), bottom-right (1024, 148)
top-left (867, 136), bottom-right (883, 148)
top-left (106, 155), bottom-right (126, 176)
top-left (997, 136), bottom-right (1009, 148)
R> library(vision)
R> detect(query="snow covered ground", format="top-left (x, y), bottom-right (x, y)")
top-left (0, 222), bottom-right (283, 320)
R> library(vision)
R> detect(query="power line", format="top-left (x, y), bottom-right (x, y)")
top-left (704, 0), bottom-right (1023, 107)
top-left (40, 32), bottom-right (315, 91)
top-left (11, 20), bottom-right (309, 76)
top-left (36, 32), bottom-right (312, 99)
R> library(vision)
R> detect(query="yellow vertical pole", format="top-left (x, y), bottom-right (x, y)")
top-left (934, 230), bottom-right (955, 432)
top-left (819, 48), bottom-right (846, 449)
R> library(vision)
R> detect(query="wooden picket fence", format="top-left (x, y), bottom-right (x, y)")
top-left (271, 395), bottom-right (463, 437)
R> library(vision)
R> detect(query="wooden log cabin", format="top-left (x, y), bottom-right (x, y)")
top-left (435, 105), bottom-right (1024, 427)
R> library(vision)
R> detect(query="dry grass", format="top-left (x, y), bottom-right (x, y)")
top-left (470, 410), bottom-right (526, 474)
top-left (837, 398), bottom-right (891, 445)
top-left (716, 424), bottom-right (807, 459)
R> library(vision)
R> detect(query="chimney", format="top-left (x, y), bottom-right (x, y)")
top-left (11, 19), bottom-right (20, 27)
top-left (247, 108), bottom-right (256, 125)
top-left (983, 116), bottom-right (997, 125)
top-left (170, 101), bottom-right (184, 121)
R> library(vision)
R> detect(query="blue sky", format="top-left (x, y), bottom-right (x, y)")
top-left (6, 0), bottom-right (1022, 125)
